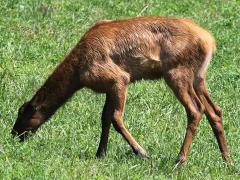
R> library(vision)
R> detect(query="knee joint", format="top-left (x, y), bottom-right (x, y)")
top-left (188, 110), bottom-right (201, 120)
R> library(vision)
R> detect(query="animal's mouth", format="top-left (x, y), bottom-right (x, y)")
top-left (11, 129), bottom-right (27, 141)
top-left (11, 127), bottom-right (36, 141)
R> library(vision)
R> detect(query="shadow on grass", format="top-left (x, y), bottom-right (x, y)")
top-left (77, 148), bottom-right (177, 175)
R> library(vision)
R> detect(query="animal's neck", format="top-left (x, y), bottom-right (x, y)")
top-left (30, 53), bottom-right (81, 119)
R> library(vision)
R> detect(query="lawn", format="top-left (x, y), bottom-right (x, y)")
top-left (0, 0), bottom-right (239, 179)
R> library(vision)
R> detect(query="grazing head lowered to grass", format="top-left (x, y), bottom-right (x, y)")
top-left (12, 16), bottom-right (231, 165)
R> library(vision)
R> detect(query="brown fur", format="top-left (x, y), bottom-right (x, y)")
top-left (12, 16), bottom-right (230, 164)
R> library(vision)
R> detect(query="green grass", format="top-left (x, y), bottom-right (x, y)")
top-left (0, 0), bottom-right (240, 179)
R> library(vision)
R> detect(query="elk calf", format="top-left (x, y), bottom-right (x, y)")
top-left (12, 16), bottom-right (231, 165)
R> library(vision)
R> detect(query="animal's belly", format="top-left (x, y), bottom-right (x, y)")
top-left (123, 55), bottom-right (162, 81)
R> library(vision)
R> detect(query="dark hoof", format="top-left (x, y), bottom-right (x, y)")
top-left (96, 150), bottom-right (106, 158)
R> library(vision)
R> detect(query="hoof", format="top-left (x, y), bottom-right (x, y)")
top-left (223, 153), bottom-right (233, 165)
top-left (133, 147), bottom-right (148, 158)
top-left (172, 156), bottom-right (186, 171)
top-left (96, 150), bottom-right (106, 158)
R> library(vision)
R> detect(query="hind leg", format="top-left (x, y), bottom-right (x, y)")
top-left (194, 77), bottom-right (231, 161)
top-left (164, 68), bottom-right (205, 165)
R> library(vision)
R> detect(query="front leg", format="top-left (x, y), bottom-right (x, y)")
top-left (109, 82), bottom-right (147, 157)
top-left (96, 94), bottom-right (112, 157)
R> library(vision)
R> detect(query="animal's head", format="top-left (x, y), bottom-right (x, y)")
top-left (11, 102), bottom-right (44, 141)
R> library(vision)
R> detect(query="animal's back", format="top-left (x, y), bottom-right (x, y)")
top-left (79, 16), bottom-right (216, 86)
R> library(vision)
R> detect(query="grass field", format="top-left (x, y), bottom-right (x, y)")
top-left (0, 0), bottom-right (239, 179)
